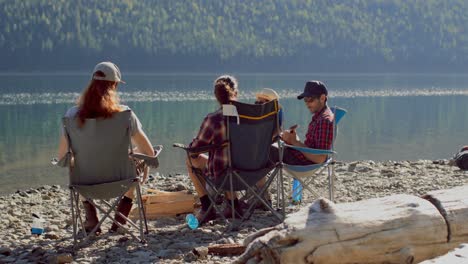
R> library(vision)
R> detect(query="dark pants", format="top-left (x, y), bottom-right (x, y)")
top-left (269, 145), bottom-right (315, 165)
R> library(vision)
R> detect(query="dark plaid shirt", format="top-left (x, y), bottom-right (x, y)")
top-left (292, 105), bottom-right (334, 163)
top-left (189, 109), bottom-right (228, 179)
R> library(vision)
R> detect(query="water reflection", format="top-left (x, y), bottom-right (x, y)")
top-left (2, 95), bottom-right (466, 194)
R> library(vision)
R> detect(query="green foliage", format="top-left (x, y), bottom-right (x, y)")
top-left (1, 0), bottom-right (467, 68)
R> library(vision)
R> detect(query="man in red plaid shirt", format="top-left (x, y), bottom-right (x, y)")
top-left (280, 80), bottom-right (334, 164)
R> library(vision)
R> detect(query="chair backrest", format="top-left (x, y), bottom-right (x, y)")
top-left (63, 110), bottom-right (136, 185)
top-left (332, 106), bottom-right (347, 125)
top-left (223, 100), bottom-right (279, 171)
top-left (330, 106), bottom-right (347, 150)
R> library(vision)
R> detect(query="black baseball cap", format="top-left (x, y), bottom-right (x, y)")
top-left (297, 80), bottom-right (328, 99)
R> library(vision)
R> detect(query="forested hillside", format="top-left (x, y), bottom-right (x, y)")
top-left (1, 0), bottom-right (467, 72)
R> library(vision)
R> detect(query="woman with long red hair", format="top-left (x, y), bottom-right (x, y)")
top-left (57, 62), bottom-right (154, 233)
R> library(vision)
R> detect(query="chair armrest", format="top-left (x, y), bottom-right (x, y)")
top-left (130, 145), bottom-right (163, 168)
top-left (283, 143), bottom-right (335, 155)
top-left (173, 141), bottom-right (228, 155)
top-left (173, 143), bottom-right (189, 150)
top-left (51, 152), bottom-right (72, 168)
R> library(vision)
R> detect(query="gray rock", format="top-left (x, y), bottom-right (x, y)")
top-left (0, 247), bottom-right (12, 256)
top-left (184, 251), bottom-right (198, 262)
top-left (156, 249), bottom-right (180, 259)
top-left (17, 252), bottom-right (29, 260)
top-left (31, 247), bottom-right (46, 257)
top-left (47, 225), bottom-right (60, 232)
top-left (44, 233), bottom-right (60, 240)
top-left (347, 163), bottom-right (357, 172)
top-left (1, 256), bottom-right (16, 263)
top-left (193, 246), bottom-right (209, 258)
top-left (175, 183), bottom-right (189, 191)
top-left (131, 250), bottom-right (152, 259)
top-left (14, 259), bottom-right (30, 264)
top-left (55, 253), bottom-right (74, 263)
top-left (18, 192), bottom-right (30, 198)
top-left (168, 242), bottom-right (194, 251)
top-left (118, 236), bottom-right (129, 243)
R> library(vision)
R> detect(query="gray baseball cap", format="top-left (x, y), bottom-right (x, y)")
top-left (92, 62), bottom-right (125, 83)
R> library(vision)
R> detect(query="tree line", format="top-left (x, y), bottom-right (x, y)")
top-left (1, 0), bottom-right (467, 72)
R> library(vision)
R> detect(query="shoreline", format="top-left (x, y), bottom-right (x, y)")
top-left (0, 159), bottom-right (466, 263)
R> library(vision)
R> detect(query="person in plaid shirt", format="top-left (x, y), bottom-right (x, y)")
top-left (279, 80), bottom-right (335, 165)
top-left (186, 75), bottom-right (242, 223)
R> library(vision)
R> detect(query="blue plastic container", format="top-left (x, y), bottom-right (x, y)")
top-left (31, 227), bottom-right (44, 235)
top-left (185, 214), bottom-right (199, 230)
top-left (292, 179), bottom-right (303, 203)
top-left (31, 215), bottom-right (45, 235)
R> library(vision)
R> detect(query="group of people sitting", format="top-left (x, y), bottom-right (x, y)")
top-left (56, 61), bottom-right (335, 232)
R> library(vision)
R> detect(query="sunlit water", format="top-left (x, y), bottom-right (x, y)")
top-left (1, 73), bottom-right (467, 194)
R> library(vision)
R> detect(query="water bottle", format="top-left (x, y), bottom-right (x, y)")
top-left (31, 213), bottom-right (45, 235)
top-left (292, 179), bottom-right (303, 204)
top-left (185, 214), bottom-right (199, 230)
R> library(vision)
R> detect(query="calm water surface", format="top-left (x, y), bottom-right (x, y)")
top-left (1, 73), bottom-right (467, 194)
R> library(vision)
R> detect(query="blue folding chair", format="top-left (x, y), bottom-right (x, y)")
top-left (282, 106), bottom-right (347, 202)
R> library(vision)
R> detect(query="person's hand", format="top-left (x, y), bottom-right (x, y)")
top-left (135, 159), bottom-right (150, 184)
top-left (281, 130), bottom-right (298, 145)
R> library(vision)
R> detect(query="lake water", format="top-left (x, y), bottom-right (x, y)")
top-left (1, 73), bottom-right (468, 194)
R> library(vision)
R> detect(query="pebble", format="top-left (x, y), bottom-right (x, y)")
top-left (168, 242), bottom-right (194, 251)
top-left (47, 253), bottom-right (73, 264)
top-left (48, 225), bottom-right (60, 232)
top-left (45, 233), bottom-right (60, 240)
top-left (1, 256), bottom-right (16, 263)
top-left (184, 251), bottom-right (198, 262)
top-left (156, 249), bottom-right (180, 259)
top-left (0, 247), bottom-right (12, 256)
top-left (31, 247), bottom-right (46, 257)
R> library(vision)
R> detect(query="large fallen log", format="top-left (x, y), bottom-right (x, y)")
top-left (423, 185), bottom-right (468, 247)
top-left (236, 185), bottom-right (468, 264)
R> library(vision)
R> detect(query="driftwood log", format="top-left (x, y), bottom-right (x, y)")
top-left (208, 244), bottom-right (246, 255)
top-left (129, 189), bottom-right (194, 219)
top-left (236, 185), bottom-right (468, 264)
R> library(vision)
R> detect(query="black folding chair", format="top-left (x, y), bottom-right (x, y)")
top-left (175, 100), bottom-right (285, 229)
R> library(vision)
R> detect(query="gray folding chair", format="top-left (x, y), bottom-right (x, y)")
top-left (56, 110), bottom-right (160, 247)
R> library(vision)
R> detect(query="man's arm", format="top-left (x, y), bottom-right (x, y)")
top-left (281, 130), bottom-right (327, 163)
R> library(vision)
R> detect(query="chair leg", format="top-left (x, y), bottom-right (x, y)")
top-left (200, 174), bottom-right (229, 223)
top-left (328, 165), bottom-right (334, 202)
top-left (73, 193), bottom-right (88, 238)
top-left (279, 167), bottom-right (286, 219)
top-left (70, 190), bottom-right (77, 246)
top-left (136, 184), bottom-right (147, 241)
top-left (233, 170), bottom-right (283, 224)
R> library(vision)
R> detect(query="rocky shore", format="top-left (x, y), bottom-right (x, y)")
top-left (0, 160), bottom-right (466, 264)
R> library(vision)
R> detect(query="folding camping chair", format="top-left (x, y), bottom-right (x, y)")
top-left (282, 106), bottom-right (347, 202)
top-left (174, 100), bottom-right (285, 228)
top-left (55, 110), bottom-right (161, 247)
